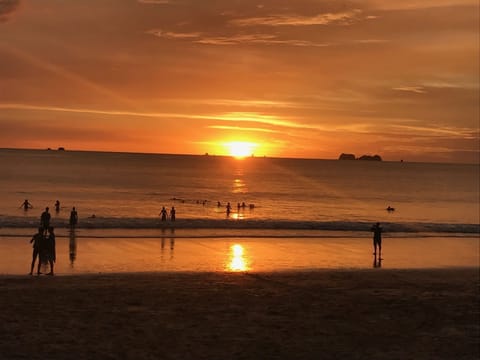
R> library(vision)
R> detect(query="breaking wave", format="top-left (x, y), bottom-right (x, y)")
top-left (0, 216), bottom-right (478, 235)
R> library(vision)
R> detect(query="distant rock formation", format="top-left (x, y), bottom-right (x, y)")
top-left (357, 154), bottom-right (382, 161)
top-left (338, 153), bottom-right (356, 160)
top-left (339, 153), bottom-right (382, 161)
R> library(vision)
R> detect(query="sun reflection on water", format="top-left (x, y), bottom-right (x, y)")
top-left (228, 244), bottom-right (250, 272)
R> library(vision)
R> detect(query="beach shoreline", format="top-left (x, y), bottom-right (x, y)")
top-left (1, 268), bottom-right (478, 359)
top-left (1, 233), bottom-right (479, 275)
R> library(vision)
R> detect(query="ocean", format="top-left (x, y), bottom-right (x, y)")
top-left (0, 148), bottom-right (478, 235)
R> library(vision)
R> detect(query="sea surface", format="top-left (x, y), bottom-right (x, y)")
top-left (0, 148), bottom-right (478, 235)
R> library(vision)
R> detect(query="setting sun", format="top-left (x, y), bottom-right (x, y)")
top-left (227, 141), bottom-right (257, 158)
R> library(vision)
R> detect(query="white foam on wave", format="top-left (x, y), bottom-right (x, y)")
top-left (0, 215), bottom-right (478, 234)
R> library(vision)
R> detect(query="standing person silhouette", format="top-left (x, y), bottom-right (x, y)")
top-left (29, 227), bottom-right (44, 275)
top-left (45, 227), bottom-right (56, 275)
top-left (69, 207), bottom-right (78, 227)
top-left (40, 207), bottom-right (51, 234)
top-left (170, 206), bottom-right (176, 221)
top-left (371, 222), bottom-right (383, 256)
top-left (21, 199), bottom-right (33, 211)
top-left (160, 207), bottom-right (168, 221)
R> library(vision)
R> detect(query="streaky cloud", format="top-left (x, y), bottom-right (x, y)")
top-left (207, 125), bottom-right (280, 134)
top-left (0, 104), bottom-right (315, 130)
top-left (391, 124), bottom-right (478, 139)
top-left (147, 29), bottom-right (330, 47)
top-left (393, 86), bottom-right (427, 94)
top-left (146, 30), bottom-right (201, 39)
top-left (137, 0), bottom-right (171, 4)
top-left (230, 10), bottom-right (364, 27)
top-left (0, 0), bottom-right (20, 22)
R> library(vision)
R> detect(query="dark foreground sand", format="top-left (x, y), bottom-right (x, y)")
top-left (1, 269), bottom-right (478, 360)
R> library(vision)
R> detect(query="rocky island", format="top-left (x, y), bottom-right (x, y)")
top-left (338, 153), bottom-right (382, 161)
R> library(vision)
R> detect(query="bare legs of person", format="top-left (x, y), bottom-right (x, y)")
top-left (46, 260), bottom-right (54, 276)
top-left (29, 249), bottom-right (38, 275)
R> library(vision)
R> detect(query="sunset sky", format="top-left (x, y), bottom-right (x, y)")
top-left (0, 0), bottom-right (478, 163)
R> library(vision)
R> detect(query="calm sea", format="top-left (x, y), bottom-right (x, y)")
top-left (0, 149), bottom-right (478, 234)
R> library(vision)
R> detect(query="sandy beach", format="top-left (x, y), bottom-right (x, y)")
top-left (1, 268), bottom-right (478, 360)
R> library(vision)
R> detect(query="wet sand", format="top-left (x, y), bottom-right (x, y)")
top-left (0, 232), bottom-right (478, 274)
top-left (1, 268), bottom-right (478, 359)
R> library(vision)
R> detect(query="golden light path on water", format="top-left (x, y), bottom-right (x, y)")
top-left (228, 244), bottom-right (250, 272)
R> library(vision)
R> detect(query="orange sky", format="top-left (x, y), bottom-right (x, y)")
top-left (0, 0), bottom-right (478, 163)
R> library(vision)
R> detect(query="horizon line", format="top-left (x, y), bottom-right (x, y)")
top-left (0, 147), bottom-right (476, 166)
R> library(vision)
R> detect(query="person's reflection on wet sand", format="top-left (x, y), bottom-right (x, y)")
top-left (373, 253), bottom-right (382, 268)
top-left (160, 228), bottom-right (166, 264)
top-left (69, 228), bottom-right (77, 267)
top-left (170, 228), bottom-right (175, 260)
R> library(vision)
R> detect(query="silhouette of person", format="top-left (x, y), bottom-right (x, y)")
top-left (160, 207), bottom-right (168, 221)
top-left (54, 200), bottom-right (60, 213)
top-left (69, 207), bottom-right (78, 227)
top-left (44, 226), bottom-right (56, 275)
top-left (371, 222), bottom-right (383, 256)
top-left (21, 199), bottom-right (33, 211)
top-left (217, 201), bottom-right (222, 207)
top-left (170, 206), bottom-right (176, 221)
top-left (237, 203), bottom-right (241, 211)
top-left (226, 202), bottom-right (232, 216)
top-left (40, 207), bottom-right (51, 234)
top-left (29, 227), bottom-right (44, 275)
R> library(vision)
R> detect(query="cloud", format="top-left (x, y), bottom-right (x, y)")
top-left (392, 86), bottom-right (427, 94)
top-left (367, 0), bottom-right (477, 11)
top-left (146, 30), bottom-right (201, 39)
top-left (229, 10), bottom-right (364, 27)
top-left (147, 29), bottom-right (330, 47)
top-left (137, 0), bottom-right (171, 4)
top-left (0, 0), bottom-right (20, 22)
top-left (195, 34), bottom-right (329, 47)
top-left (208, 125), bottom-right (280, 134)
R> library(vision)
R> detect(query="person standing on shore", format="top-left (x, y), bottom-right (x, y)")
top-left (69, 207), bottom-right (78, 227)
top-left (160, 207), bottom-right (168, 221)
top-left (40, 207), bottom-right (51, 234)
top-left (29, 227), bottom-right (44, 275)
top-left (371, 222), bottom-right (382, 256)
top-left (170, 206), bottom-right (176, 221)
top-left (45, 227), bottom-right (56, 275)
top-left (55, 200), bottom-right (61, 213)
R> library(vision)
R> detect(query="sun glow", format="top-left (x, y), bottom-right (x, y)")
top-left (228, 244), bottom-right (250, 271)
top-left (227, 141), bottom-right (257, 158)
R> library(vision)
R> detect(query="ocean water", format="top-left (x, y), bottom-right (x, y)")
top-left (0, 149), bottom-right (478, 234)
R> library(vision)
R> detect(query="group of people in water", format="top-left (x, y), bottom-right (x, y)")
top-left (222, 201), bottom-right (255, 217)
top-left (21, 200), bottom-right (79, 227)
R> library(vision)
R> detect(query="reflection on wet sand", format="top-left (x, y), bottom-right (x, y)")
top-left (69, 229), bottom-right (77, 267)
top-left (373, 253), bottom-right (382, 268)
top-left (228, 244), bottom-right (250, 272)
top-left (0, 233), bottom-right (478, 275)
top-left (170, 228), bottom-right (175, 260)
top-left (160, 228), bottom-right (175, 263)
